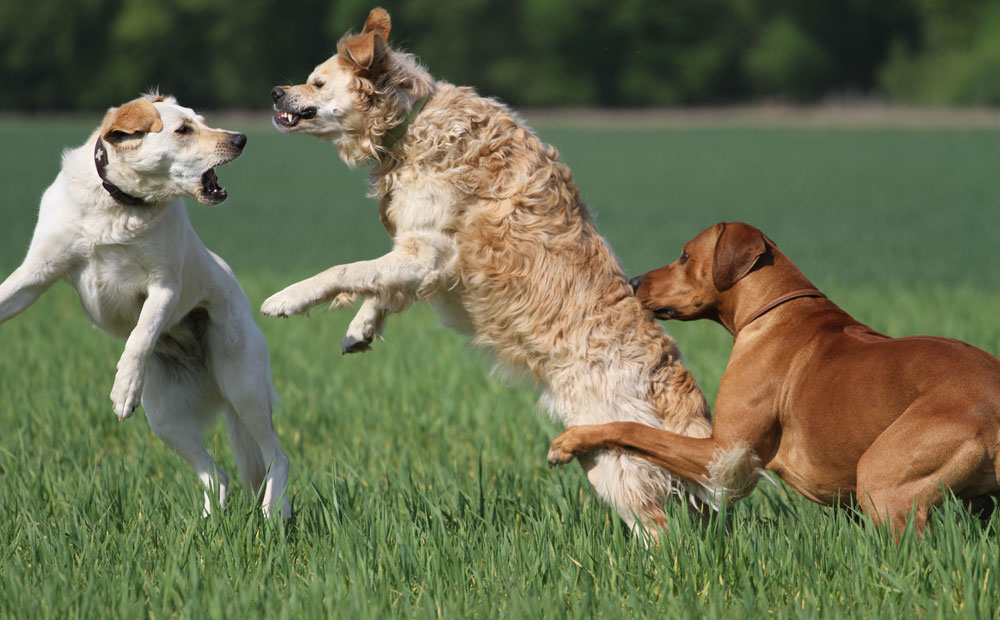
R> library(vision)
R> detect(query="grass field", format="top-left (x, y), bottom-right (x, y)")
top-left (1, 116), bottom-right (999, 618)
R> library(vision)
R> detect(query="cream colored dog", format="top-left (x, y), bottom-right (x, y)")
top-left (261, 9), bottom-right (711, 536)
top-left (0, 95), bottom-right (290, 518)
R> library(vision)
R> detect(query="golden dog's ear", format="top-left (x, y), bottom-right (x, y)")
top-left (339, 31), bottom-right (388, 73)
top-left (362, 7), bottom-right (391, 41)
top-left (102, 98), bottom-right (163, 144)
top-left (712, 222), bottom-right (768, 291)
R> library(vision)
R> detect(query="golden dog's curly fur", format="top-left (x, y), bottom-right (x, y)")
top-left (263, 8), bottom-right (712, 535)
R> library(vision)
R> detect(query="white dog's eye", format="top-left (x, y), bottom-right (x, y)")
top-left (311, 79), bottom-right (326, 89)
top-left (175, 124), bottom-right (193, 135)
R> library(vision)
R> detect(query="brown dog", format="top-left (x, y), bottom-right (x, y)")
top-left (548, 221), bottom-right (1000, 535)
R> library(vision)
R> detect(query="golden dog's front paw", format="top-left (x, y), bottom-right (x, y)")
top-left (547, 427), bottom-right (597, 468)
top-left (261, 284), bottom-right (315, 318)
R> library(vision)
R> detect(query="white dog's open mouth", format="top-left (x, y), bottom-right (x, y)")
top-left (201, 168), bottom-right (227, 203)
top-left (274, 106), bottom-right (317, 128)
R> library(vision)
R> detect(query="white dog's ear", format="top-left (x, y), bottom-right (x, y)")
top-left (102, 98), bottom-right (164, 145)
top-left (362, 7), bottom-right (391, 41)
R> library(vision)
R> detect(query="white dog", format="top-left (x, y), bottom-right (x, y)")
top-left (0, 94), bottom-right (290, 519)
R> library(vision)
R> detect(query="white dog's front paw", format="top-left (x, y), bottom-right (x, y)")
top-left (261, 283), bottom-right (318, 318)
top-left (111, 366), bottom-right (144, 421)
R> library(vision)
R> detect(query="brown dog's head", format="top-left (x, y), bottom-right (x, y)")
top-left (631, 222), bottom-right (773, 322)
top-left (270, 8), bottom-right (433, 165)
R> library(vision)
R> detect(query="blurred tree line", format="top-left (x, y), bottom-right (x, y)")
top-left (2, 0), bottom-right (999, 110)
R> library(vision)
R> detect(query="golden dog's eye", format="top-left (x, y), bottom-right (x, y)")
top-left (679, 251), bottom-right (689, 265)
top-left (175, 125), bottom-right (193, 135)
top-left (311, 80), bottom-right (326, 89)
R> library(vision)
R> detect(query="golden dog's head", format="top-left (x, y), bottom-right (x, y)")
top-left (270, 8), bottom-right (433, 165)
top-left (631, 222), bottom-right (774, 321)
top-left (97, 94), bottom-right (247, 206)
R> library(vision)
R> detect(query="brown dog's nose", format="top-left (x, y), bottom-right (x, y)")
top-left (271, 86), bottom-right (285, 102)
top-left (629, 275), bottom-right (643, 293)
top-left (229, 133), bottom-right (247, 151)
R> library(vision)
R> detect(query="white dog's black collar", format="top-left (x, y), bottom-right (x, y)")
top-left (94, 137), bottom-right (147, 207)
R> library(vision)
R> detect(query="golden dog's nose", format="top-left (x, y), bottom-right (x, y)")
top-left (271, 87), bottom-right (285, 102)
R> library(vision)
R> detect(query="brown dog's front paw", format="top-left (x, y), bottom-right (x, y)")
top-left (547, 427), bottom-right (597, 468)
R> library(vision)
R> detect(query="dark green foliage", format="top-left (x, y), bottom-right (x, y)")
top-left (4, 0), bottom-right (1000, 108)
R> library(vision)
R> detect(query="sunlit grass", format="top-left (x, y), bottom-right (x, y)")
top-left (1, 119), bottom-right (999, 617)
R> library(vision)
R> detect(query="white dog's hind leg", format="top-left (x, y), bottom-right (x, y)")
top-left (223, 409), bottom-right (267, 494)
top-left (210, 323), bottom-right (291, 519)
top-left (221, 395), bottom-right (290, 519)
top-left (142, 358), bottom-right (230, 516)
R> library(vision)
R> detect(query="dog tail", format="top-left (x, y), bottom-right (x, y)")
top-left (224, 409), bottom-right (268, 496)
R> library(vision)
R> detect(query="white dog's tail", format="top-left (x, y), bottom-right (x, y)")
top-left (224, 410), bottom-right (267, 496)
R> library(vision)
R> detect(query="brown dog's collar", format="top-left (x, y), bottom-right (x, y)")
top-left (94, 137), bottom-right (147, 206)
top-left (735, 288), bottom-right (827, 335)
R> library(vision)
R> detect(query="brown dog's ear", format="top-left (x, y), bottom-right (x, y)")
top-left (712, 222), bottom-right (768, 291)
top-left (102, 98), bottom-right (163, 144)
top-left (339, 31), bottom-right (388, 73)
top-left (362, 7), bottom-right (391, 40)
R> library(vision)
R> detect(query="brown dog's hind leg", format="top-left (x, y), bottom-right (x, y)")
top-left (856, 400), bottom-right (995, 538)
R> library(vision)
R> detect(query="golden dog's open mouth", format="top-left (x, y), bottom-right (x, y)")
top-left (274, 106), bottom-right (317, 128)
top-left (201, 168), bottom-right (227, 203)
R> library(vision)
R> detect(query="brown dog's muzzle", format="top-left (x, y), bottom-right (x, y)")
top-left (629, 275), bottom-right (643, 293)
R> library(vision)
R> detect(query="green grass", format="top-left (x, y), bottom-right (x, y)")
top-left (1, 117), bottom-right (999, 618)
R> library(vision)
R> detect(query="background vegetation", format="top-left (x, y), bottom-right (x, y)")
top-left (4, 0), bottom-right (1000, 110)
top-left (1, 118), bottom-right (999, 617)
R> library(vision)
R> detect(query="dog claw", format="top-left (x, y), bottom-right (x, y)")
top-left (341, 334), bottom-right (373, 354)
top-left (547, 448), bottom-right (574, 468)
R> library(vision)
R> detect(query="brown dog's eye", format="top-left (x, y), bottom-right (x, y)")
top-left (679, 251), bottom-right (689, 265)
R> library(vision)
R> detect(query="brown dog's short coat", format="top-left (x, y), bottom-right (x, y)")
top-left (549, 222), bottom-right (1000, 535)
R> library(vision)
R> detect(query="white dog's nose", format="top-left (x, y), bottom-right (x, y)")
top-left (229, 133), bottom-right (247, 151)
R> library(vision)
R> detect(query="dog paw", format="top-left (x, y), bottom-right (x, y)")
top-left (341, 324), bottom-right (376, 354)
top-left (261, 285), bottom-right (316, 318)
top-left (547, 427), bottom-right (600, 468)
top-left (547, 434), bottom-right (577, 468)
top-left (110, 367), bottom-right (144, 421)
top-left (341, 334), bottom-right (373, 354)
